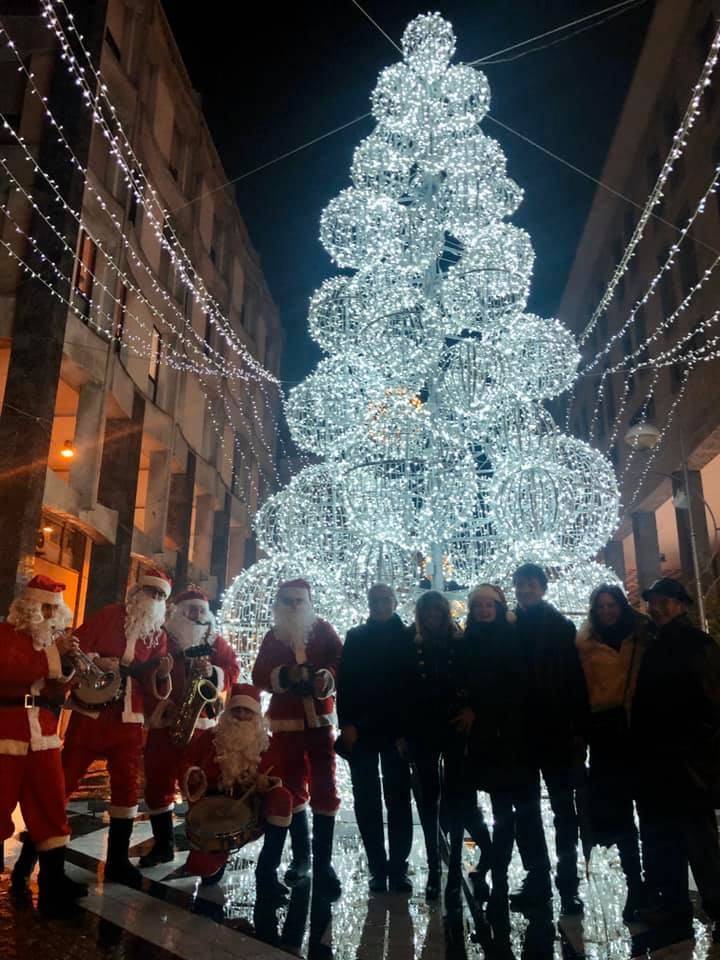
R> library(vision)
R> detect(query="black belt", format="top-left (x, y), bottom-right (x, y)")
top-left (0, 695), bottom-right (57, 710)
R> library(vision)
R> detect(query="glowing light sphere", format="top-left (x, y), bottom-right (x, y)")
top-left (339, 540), bottom-right (419, 622)
top-left (307, 276), bottom-right (361, 354)
top-left (285, 355), bottom-right (383, 456)
top-left (401, 12), bottom-right (456, 79)
top-left (498, 314), bottom-right (580, 400)
top-left (320, 188), bottom-right (409, 269)
top-left (444, 135), bottom-right (523, 237)
top-left (371, 63), bottom-right (425, 131)
top-left (546, 561), bottom-right (623, 625)
top-left (350, 134), bottom-right (414, 200)
top-left (480, 400), bottom-right (560, 461)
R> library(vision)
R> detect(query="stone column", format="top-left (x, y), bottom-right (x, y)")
top-left (672, 469), bottom-right (713, 595)
top-left (603, 539), bottom-right (626, 584)
top-left (145, 449), bottom-right (171, 553)
top-left (631, 511), bottom-right (661, 594)
top-left (86, 392), bottom-right (145, 615)
top-left (167, 451), bottom-right (196, 589)
top-left (69, 381), bottom-right (106, 508)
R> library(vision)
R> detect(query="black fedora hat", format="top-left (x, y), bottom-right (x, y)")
top-left (641, 577), bottom-right (693, 604)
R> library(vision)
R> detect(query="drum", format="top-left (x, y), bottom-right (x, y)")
top-left (185, 794), bottom-right (263, 852)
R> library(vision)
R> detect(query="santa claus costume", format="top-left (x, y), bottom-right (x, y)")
top-left (181, 683), bottom-right (292, 899)
top-left (62, 568), bottom-right (173, 886)
top-left (0, 575), bottom-right (87, 910)
top-left (140, 587), bottom-right (239, 868)
top-left (252, 578), bottom-right (343, 899)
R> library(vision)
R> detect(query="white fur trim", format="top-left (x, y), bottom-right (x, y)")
top-left (269, 717), bottom-right (306, 732)
top-left (24, 587), bottom-right (65, 605)
top-left (28, 706), bottom-right (62, 751)
top-left (109, 805), bottom-right (138, 819)
top-left (291, 801), bottom-right (309, 813)
top-left (212, 665), bottom-right (225, 692)
top-left (226, 694), bottom-right (260, 713)
top-left (120, 677), bottom-right (144, 724)
top-left (146, 803), bottom-right (175, 815)
top-left (194, 716), bottom-right (217, 730)
top-left (122, 633), bottom-right (137, 665)
top-left (312, 807), bottom-right (339, 817)
top-left (45, 643), bottom-right (63, 680)
top-left (265, 813), bottom-right (292, 828)
top-left (150, 667), bottom-right (172, 702)
top-left (140, 575), bottom-right (171, 597)
top-left (182, 766), bottom-right (207, 803)
top-left (0, 739), bottom-right (29, 755)
top-left (270, 666), bottom-right (288, 693)
top-left (314, 669), bottom-right (334, 699)
top-left (36, 835), bottom-right (69, 852)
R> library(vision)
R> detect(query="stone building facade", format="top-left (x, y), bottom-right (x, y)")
top-left (561, 0), bottom-right (720, 604)
top-left (0, 0), bottom-right (283, 620)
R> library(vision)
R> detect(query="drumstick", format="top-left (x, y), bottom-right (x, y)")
top-left (235, 765), bottom-right (275, 804)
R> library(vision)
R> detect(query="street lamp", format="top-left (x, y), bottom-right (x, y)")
top-left (623, 422), bottom-right (708, 632)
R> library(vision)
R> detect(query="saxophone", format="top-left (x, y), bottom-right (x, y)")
top-left (169, 629), bottom-right (219, 747)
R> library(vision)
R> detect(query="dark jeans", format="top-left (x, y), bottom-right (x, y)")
top-left (540, 763), bottom-right (580, 897)
top-left (349, 736), bottom-right (413, 878)
top-left (491, 774), bottom-right (550, 891)
top-left (639, 803), bottom-right (720, 920)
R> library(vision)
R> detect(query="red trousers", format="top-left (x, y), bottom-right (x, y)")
top-left (185, 782), bottom-right (293, 878)
top-left (62, 711), bottom-right (143, 819)
top-left (264, 726), bottom-right (340, 816)
top-left (0, 749), bottom-right (70, 850)
top-left (143, 727), bottom-right (191, 815)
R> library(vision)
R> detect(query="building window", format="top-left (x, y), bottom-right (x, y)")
top-left (74, 230), bottom-right (97, 317)
top-left (148, 326), bottom-right (162, 401)
top-left (114, 283), bottom-right (127, 353)
top-left (105, 27), bottom-right (122, 61)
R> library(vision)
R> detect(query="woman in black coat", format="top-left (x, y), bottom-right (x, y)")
top-left (459, 584), bottom-right (550, 899)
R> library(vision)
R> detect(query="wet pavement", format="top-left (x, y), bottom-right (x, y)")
top-left (1, 762), bottom-right (716, 960)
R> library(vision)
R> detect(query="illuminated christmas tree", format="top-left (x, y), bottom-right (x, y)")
top-left (221, 13), bottom-right (620, 667)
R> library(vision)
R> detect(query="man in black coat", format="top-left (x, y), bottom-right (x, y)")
top-left (512, 563), bottom-right (589, 915)
top-left (633, 577), bottom-right (720, 938)
top-left (336, 583), bottom-right (413, 894)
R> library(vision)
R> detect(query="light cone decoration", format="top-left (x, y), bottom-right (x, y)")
top-left (220, 13), bottom-right (620, 657)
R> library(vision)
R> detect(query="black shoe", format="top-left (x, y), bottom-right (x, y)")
top-left (37, 847), bottom-right (88, 914)
top-left (10, 834), bottom-right (38, 893)
top-left (369, 873), bottom-right (387, 893)
top-left (257, 874), bottom-right (289, 906)
top-left (105, 817), bottom-right (143, 887)
top-left (637, 906), bottom-right (693, 930)
top-left (622, 884), bottom-right (650, 923)
top-left (560, 895), bottom-right (584, 916)
top-left (285, 810), bottom-right (311, 887)
top-left (425, 870), bottom-right (441, 902)
top-left (389, 873), bottom-right (413, 894)
top-left (139, 812), bottom-right (175, 868)
top-left (200, 863), bottom-right (226, 887)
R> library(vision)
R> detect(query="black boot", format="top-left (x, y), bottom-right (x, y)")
top-left (10, 832), bottom-right (38, 893)
top-left (139, 812), bottom-right (175, 868)
top-left (37, 846), bottom-right (88, 913)
top-left (284, 810), bottom-right (311, 886)
top-left (312, 813), bottom-right (341, 901)
top-left (105, 817), bottom-right (143, 887)
top-left (256, 824), bottom-right (290, 905)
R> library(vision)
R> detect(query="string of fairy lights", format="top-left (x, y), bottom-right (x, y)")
top-left (1, 0), bottom-right (718, 634)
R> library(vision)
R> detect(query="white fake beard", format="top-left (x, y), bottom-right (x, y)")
top-left (273, 602), bottom-right (315, 651)
top-left (167, 612), bottom-right (212, 651)
top-left (124, 591), bottom-right (166, 647)
top-left (213, 713), bottom-right (269, 792)
top-left (29, 615), bottom-right (64, 651)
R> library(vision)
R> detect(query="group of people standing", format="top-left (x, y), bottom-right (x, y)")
top-left (337, 564), bottom-right (720, 943)
top-left (2, 561), bottom-right (720, 948)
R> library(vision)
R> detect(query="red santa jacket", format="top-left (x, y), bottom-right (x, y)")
top-left (72, 603), bottom-right (169, 724)
top-left (252, 618), bottom-right (343, 733)
top-left (147, 632), bottom-right (239, 731)
top-left (0, 622), bottom-right (74, 755)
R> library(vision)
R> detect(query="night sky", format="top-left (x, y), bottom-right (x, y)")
top-left (164, 1), bottom-right (655, 386)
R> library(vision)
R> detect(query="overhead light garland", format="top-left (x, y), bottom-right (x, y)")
top-left (221, 12), bottom-right (621, 651)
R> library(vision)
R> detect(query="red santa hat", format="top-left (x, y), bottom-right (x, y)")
top-left (174, 585), bottom-right (210, 614)
top-left (23, 574), bottom-right (66, 606)
top-left (226, 682), bottom-right (262, 714)
top-left (277, 578), bottom-right (312, 600)
top-left (139, 568), bottom-right (172, 598)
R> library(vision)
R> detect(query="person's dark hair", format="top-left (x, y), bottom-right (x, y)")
top-left (589, 583), bottom-right (634, 632)
top-left (415, 590), bottom-right (450, 633)
top-left (512, 563), bottom-right (548, 591)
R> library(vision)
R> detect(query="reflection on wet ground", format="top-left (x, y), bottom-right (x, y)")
top-left (1, 763), bottom-right (716, 960)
